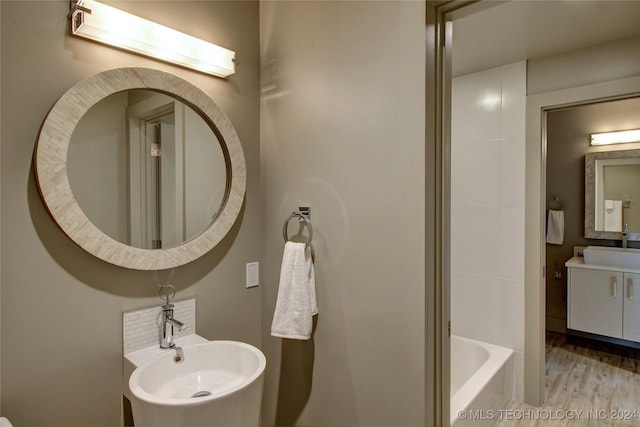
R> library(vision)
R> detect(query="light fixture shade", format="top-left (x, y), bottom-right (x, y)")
top-left (590, 129), bottom-right (640, 146)
top-left (70, 0), bottom-right (235, 78)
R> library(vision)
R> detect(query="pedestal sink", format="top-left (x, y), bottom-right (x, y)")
top-left (128, 340), bottom-right (266, 427)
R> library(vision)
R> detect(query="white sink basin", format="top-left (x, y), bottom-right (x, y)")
top-left (583, 246), bottom-right (640, 269)
top-left (128, 340), bottom-right (266, 427)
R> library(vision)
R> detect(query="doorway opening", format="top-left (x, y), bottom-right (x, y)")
top-left (435, 1), bottom-right (640, 424)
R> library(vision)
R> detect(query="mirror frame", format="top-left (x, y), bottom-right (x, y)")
top-left (585, 149), bottom-right (640, 241)
top-left (34, 68), bottom-right (246, 270)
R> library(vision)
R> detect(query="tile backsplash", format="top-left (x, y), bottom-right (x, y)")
top-left (123, 298), bottom-right (196, 354)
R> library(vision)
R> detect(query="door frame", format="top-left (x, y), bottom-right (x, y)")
top-left (426, 2), bottom-right (485, 425)
top-left (429, 3), bottom-right (640, 423)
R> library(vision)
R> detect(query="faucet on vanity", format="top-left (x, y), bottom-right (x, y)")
top-left (623, 223), bottom-right (629, 249)
top-left (159, 284), bottom-right (188, 349)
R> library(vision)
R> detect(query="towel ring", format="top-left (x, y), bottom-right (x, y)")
top-left (283, 210), bottom-right (313, 248)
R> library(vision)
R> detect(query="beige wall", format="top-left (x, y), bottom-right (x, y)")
top-left (0, 1), bottom-right (260, 426)
top-left (260, 1), bottom-right (426, 426)
top-left (545, 97), bottom-right (640, 332)
top-left (528, 36), bottom-right (640, 95)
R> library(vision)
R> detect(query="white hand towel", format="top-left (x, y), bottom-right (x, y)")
top-left (271, 242), bottom-right (317, 340)
top-left (604, 200), bottom-right (623, 232)
top-left (546, 209), bottom-right (564, 245)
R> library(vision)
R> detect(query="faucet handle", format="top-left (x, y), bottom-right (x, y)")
top-left (159, 284), bottom-right (177, 306)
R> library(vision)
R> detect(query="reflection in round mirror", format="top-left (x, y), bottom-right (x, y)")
top-left (34, 68), bottom-right (246, 270)
top-left (67, 90), bottom-right (227, 250)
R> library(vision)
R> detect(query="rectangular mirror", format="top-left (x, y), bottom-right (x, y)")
top-left (585, 149), bottom-right (640, 241)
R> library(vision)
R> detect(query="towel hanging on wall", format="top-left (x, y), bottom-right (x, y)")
top-left (271, 241), bottom-right (317, 340)
top-left (546, 209), bottom-right (564, 245)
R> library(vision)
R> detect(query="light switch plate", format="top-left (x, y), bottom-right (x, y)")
top-left (246, 262), bottom-right (259, 288)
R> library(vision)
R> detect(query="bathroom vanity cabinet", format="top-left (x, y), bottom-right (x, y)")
top-left (566, 257), bottom-right (640, 345)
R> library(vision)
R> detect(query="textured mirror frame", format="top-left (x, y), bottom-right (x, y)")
top-left (585, 149), bottom-right (640, 241)
top-left (34, 68), bottom-right (246, 270)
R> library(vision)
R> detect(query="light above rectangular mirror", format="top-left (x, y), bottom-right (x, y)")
top-left (590, 129), bottom-right (640, 146)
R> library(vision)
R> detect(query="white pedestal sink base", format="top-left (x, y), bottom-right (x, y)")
top-left (130, 375), bottom-right (264, 427)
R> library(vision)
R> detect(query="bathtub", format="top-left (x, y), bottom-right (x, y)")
top-left (450, 336), bottom-right (514, 426)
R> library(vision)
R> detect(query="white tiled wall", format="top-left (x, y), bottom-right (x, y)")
top-left (451, 61), bottom-right (526, 398)
top-left (123, 298), bottom-right (196, 354)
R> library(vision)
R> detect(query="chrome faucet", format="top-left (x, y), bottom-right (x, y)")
top-left (159, 284), bottom-right (187, 349)
top-left (161, 303), bottom-right (187, 348)
top-left (623, 223), bottom-right (629, 249)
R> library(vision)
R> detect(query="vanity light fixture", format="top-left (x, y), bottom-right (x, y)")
top-left (69, 0), bottom-right (235, 78)
top-left (589, 129), bottom-right (640, 146)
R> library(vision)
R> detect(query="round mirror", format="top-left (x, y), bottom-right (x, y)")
top-left (67, 89), bottom-right (227, 250)
top-left (34, 68), bottom-right (246, 270)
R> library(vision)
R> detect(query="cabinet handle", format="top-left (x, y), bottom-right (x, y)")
top-left (629, 278), bottom-right (634, 300)
top-left (612, 277), bottom-right (617, 298)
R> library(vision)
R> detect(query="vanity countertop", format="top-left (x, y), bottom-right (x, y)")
top-left (565, 256), bottom-right (640, 274)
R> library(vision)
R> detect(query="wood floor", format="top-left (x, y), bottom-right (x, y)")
top-left (496, 332), bottom-right (640, 427)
